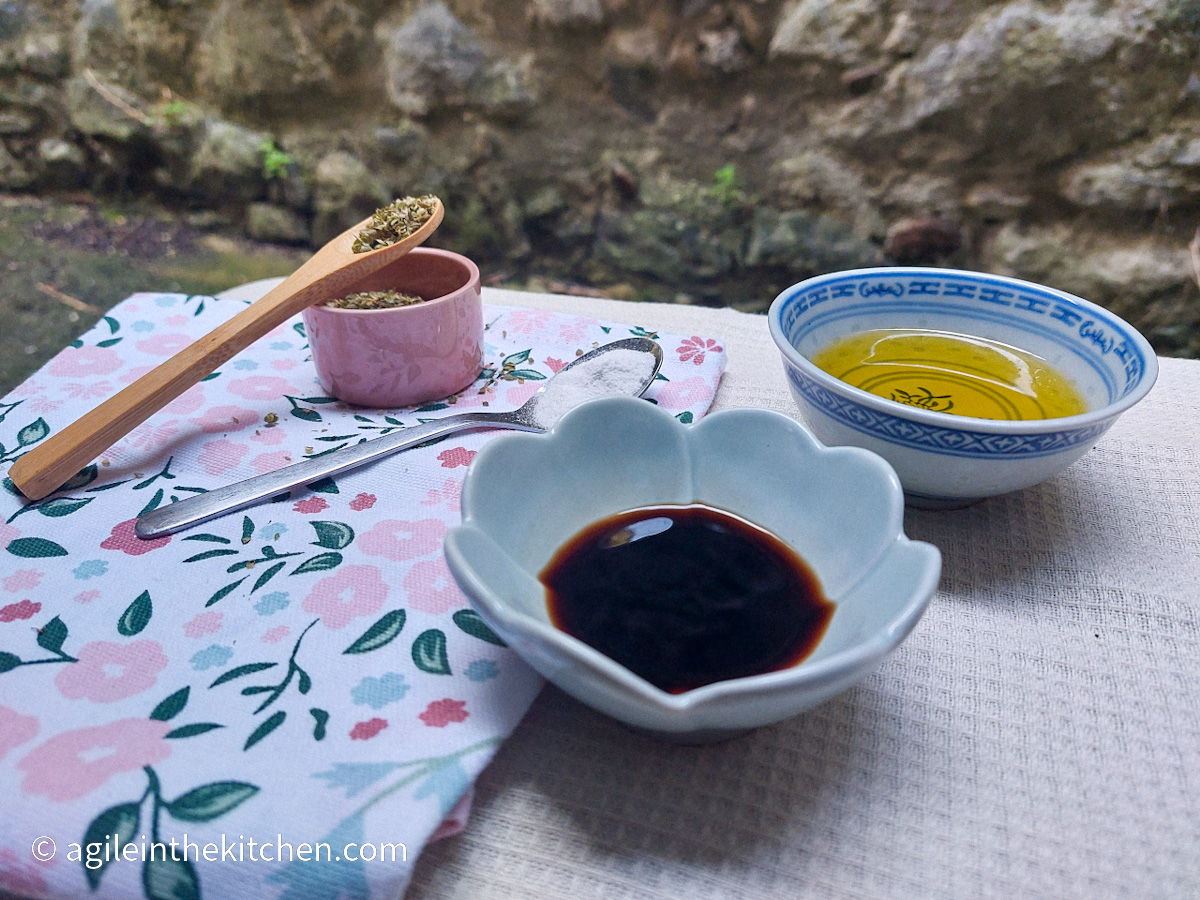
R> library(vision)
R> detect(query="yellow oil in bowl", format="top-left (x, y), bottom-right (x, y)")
top-left (810, 329), bottom-right (1087, 421)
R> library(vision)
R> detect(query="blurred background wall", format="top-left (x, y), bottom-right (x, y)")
top-left (2, 0), bottom-right (1199, 391)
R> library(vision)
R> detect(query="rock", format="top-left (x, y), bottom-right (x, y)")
top-left (246, 203), bottom-right (311, 245)
top-left (0, 110), bottom-right (35, 134)
top-left (311, 150), bottom-right (389, 245)
top-left (381, 1), bottom-right (486, 116)
top-left (768, 0), bottom-right (885, 68)
top-left (72, 0), bottom-right (136, 84)
top-left (0, 142), bottom-right (34, 189)
top-left (523, 185), bottom-right (568, 219)
top-left (194, 0), bottom-right (333, 108)
top-left (841, 63), bottom-right (883, 94)
top-left (881, 11), bottom-right (920, 57)
top-left (698, 28), bottom-right (748, 73)
top-left (374, 121), bottom-right (428, 161)
top-left (964, 185), bottom-right (1030, 221)
top-left (746, 207), bottom-right (881, 272)
top-left (37, 138), bottom-right (88, 188)
top-left (470, 55), bottom-right (537, 120)
top-left (529, 0), bottom-right (606, 28)
top-left (65, 74), bottom-right (149, 143)
top-left (312, 0), bottom-right (368, 72)
top-left (1058, 160), bottom-right (1193, 212)
top-left (188, 120), bottom-right (269, 204)
top-left (771, 149), bottom-right (885, 238)
top-left (983, 223), bottom-right (1193, 314)
top-left (884, 217), bottom-right (962, 263)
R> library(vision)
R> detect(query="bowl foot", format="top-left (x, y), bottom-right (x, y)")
top-left (903, 491), bottom-right (984, 510)
top-left (625, 724), bottom-right (753, 744)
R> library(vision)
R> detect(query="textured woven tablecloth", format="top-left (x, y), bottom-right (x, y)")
top-left (393, 287), bottom-right (1199, 900)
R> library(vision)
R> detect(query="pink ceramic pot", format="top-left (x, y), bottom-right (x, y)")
top-left (302, 248), bottom-right (483, 408)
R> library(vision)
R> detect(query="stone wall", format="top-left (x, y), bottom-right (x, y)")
top-left (2, 0), bottom-right (1199, 354)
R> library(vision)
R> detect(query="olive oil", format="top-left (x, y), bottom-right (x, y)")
top-left (811, 329), bottom-right (1087, 420)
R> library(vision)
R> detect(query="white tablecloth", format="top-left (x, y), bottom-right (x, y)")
top-left (230, 284), bottom-right (1200, 900)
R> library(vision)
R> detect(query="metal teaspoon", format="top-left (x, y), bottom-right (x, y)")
top-left (135, 337), bottom-right (663, 538)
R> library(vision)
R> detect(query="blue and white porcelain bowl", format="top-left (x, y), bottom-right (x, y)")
top-left (768, 267), bottom-right (1158, 508)
top-left (443, 397), bottom-right (940, 741)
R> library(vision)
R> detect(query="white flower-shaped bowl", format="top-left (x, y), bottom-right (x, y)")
top-left (443, 397), bottom-right (941, 741)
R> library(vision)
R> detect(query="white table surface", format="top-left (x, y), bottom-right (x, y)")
top-left (229, 284), bottom-right (1200, 900)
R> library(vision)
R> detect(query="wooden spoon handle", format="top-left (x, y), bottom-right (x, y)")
top-left (9, 202), bottom-right (442, 500)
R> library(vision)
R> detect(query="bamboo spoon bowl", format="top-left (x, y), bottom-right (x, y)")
top-left (8, 198), bottom-right (444, 501)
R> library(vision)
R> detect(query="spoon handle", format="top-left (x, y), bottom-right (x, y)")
top-left (8, 201), bottom-right (443, 502)
top-left (134, 411), bottom-right (533, 538)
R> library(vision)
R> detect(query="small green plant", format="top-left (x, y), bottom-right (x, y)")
top-left (259, 139), bottom-right (294, 181)
top-left (160, 100), bottom-right (190, 127)
top-left (709, 164), bottom-right (743, 204)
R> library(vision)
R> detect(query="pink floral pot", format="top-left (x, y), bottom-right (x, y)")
top-left (301, 248), bottom-right (483, 408)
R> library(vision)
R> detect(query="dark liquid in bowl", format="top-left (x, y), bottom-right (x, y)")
top-left (540, 504), bottom-right (835, 694)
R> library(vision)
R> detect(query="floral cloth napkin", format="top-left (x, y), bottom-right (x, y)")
top-left (0, 292), bottom-right (727, 900)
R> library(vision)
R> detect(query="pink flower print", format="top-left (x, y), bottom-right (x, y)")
top-left (55, 640), bottom-right (169, 703)
top-left (183, 611), bottom-right (223, 638)
top-left (404, 558), bottom-right (465, 615)
top-left (101, 519), bottom-right (170, 555)
top-left (193, 405), bottom-right (259, 434)
top-left (64, 379), bottom-right (113, 400)
top-left (293, 497), bottom-right (328, 514)
top-left (504, 381), bottom-right (541, 408)
top-left (349, 492), bottom-right (377, 511)
top-left (0, 600), bottom-right (41, 622)
top-left (253, 450), bottom-right (295, 474)
top-left (0, 847), bottom-right (48, 896)
top-left (359, 518), bottom-right (446, 561)
top-left (126, 421), bottom-right (180, 452)
top-left (198, 438), bottom-right (250, 476)
top-left (558, 317), bottom-right (593, 343)
top-left (262, 625), bottom-right (290, 643)
top-left (350, 718), bottom-right (388, 740)
top-left (438, 446), bottom-right (476, 468)
top-left (18, 717), bottom-right (171, 802)
top-left (252, 427), bottom-right (287, 445)
top-left (0, 706), bottom-right (39, 759)
top-left (162, 385), bottom-right (206, 416)
top-left (137, 333), bottom-right (192, 356)
top-left (419, 699), bottom-right (469, 727)
top-left (677, 336), bottom-right (723, 366)
top-left (0, 522), bottom-right (20, 545)
top-left (73, 590), bottom-right (100, 604)
top-left (545, 357), bottom-right (567, 374)
top-left (270, 357), bottom-right (298, 371)
top-left (165, 314), bottom-right (189, 326)
top-left (655, 375), bottom-right (711, 411)
top-left (48, 344), bottom-right (122, 377)
top-left (504, 309), bottom-right (553, 334)
top-left (420, 478), bottom-right (461, 512)
top-left (302, 565), bottom-right (388, 630)
top-left (120, 364), bottom-right (157, 384)
top-left (3, 569), bottom-right (42, 592)
top-left (28, 395), bottom-right (62, 415)
top-left (227, 375), bottom-right (293, 401)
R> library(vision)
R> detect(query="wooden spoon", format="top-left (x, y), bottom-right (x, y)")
top-left (8, 198), bottom-right (444, 501)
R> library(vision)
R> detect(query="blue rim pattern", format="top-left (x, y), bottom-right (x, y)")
top-left (785, 366), bottom-right (1112, 458)
top-left (776, 271), bottom-right (1148, 398)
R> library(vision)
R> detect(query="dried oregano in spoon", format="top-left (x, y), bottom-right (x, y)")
top-left (351, 195), bottom-right (440, 253)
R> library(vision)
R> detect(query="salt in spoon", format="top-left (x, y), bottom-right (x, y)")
top-left (135, 337), bottom-right (663, 537)
top-left (9, 198), bottom-right (444, 501)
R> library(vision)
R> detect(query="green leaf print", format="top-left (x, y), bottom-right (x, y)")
top-left (166, 781), bottom-right (259, 822)
top-left (35, 496), bottom-right (93, 518)
top-left (310, 520), bottom-right (354, 550)
top-left (182, 533), bottom-right (232, 544)
top-left (310, 708), bottom-right (329, 740)
top-left (344, 610), bottom-right (407, 655)
top-left (96, 337), bottom-right (123, 349)
top-left (251, 561), bottom-right (287, 592)
top-left (17, 418), bottom-right (50, 446)
top-left (0, 652), bottom-right (20, 673)
top-left (209, 662), bottom-right (277, 687)
top-left (244, 710), bottom-right (286, 750)
top-left (150, 686), bottom-right (190, 721)
top-left (7, 537), bottom-right (68, 558)
top-left (412, 629), bottom-right (451, 675)
top-left (164, 722), bottom-right (224, 739)
top-left (452, 609), bottom-right (506, 646)
top-left (82, 802), bottom-right (141, 888)
top-left (308, 477), bottom-right (339, 494)
top-left (37, 616), bottom-right (68, 653)
top-left (118, 591), bottom-right (153, 636)
top-left (59, 465), bottom-right (99, 491)
top-left (291, 552), bottom-right (342, 575)
top-left (183, 548), bottom-right (240, 563)
top-left (142, 854), bottom-right (199, 900)
top-left (241, 516), bottom-right (255, 543)
top-left (206, 579), bottom-right (246, 607)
